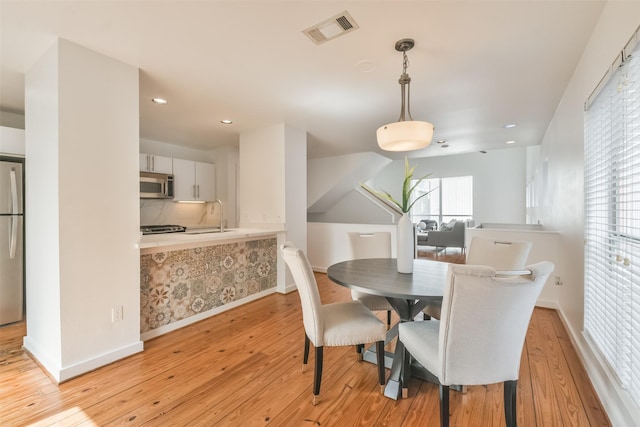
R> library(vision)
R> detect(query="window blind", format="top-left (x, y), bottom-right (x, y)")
top-left (409, 176), bottom-right (473, 225)
top-left (584, 28), bottom-right (640, 407)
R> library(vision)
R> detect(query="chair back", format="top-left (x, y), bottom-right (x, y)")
top-left (347, 232), bottom-right (392, 259)
top-left (466, 237), bottom-right (532, 270)
top-left (280, 243), bottom-right (324, 347)
top-left (438, 262), bottom-right (554, 386)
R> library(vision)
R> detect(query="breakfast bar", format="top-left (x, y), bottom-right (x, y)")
top-left (138, 228), bottom-right (283, 340)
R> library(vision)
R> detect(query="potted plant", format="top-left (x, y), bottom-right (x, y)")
top-left (362, 157), bottom-right (432, 273)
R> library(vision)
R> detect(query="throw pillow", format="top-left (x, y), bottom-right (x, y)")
top-left (440, 220), bottom-right (454, 231)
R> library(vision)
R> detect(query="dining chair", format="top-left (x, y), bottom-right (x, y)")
top-left (423, 237), bottom-right (532, 319)
top-left (347, 232), bottom-right (395, 328)
top-left (280, 242), bottom-right (387, 405)
top-left (399, 262), bottom-right (554, 427)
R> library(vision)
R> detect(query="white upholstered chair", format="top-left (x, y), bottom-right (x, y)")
top-left (280, 243), bottom-right (387, 405)
top-left (399, 262), bottom-right (554, 427)
top-left (423, 237), bottom-right (533, 319)
top-left (347, 232), bottom-right (395, 328)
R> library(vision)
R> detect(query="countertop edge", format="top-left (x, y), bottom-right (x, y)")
top-left (136, 228), bottom-right (285, 249)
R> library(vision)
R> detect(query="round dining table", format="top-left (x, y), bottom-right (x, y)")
top-left (327, 258), bottom-right (451, 399)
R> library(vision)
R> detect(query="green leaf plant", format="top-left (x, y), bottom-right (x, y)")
top-left (361, 157), bottom-right (433, 214)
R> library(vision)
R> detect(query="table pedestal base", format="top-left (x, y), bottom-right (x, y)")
top-left (361, 298), bottom-right (463, 400)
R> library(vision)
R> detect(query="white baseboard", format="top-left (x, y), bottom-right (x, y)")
top-left (23, 336), bottom-right (143, 383)
top-left (278, 283), bottom-right (298, 294)
top-left (22, 336), bottom-right (60, 382)
top-left (534, 299), bottom-right (558, 310)
top-left (555, 307), bottom-right (640, 426)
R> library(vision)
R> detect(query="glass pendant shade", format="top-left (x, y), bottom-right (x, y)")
top-left (377, 120), bottom-right (434, 151)
top-left (377, 38), bottom-right (434, 152)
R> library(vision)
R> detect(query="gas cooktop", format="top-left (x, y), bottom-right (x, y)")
top-left (140, 224), bottom-right (186, 235)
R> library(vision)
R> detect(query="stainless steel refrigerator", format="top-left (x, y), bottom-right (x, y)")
top-left (0, 158), bottom-right (24, 326)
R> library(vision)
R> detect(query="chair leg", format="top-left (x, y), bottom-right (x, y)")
top-left (303, 334), bottom-right (310, 372)
top-left (376, 341), bottom-right (386, 393)
top-left (313, 346), bottom-right (323, 405)
top-left (387, 310), bottom-right (392, 328)
top-left (504, 380), bottom-right (518, 427)
top-left (356, 343), bottom-right (364, 361)
top-left (440, 384), bottom-right (450, 427)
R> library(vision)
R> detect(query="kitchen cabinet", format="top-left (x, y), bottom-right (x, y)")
top-left (173, 159), bottom-right (216, 201)
top-left (139, 153), bottom-right (173, 174)
top-left (0, 126), bottom-right (25, 156)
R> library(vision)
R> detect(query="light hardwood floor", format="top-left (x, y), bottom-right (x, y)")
top-left (1, 253), bottom-right (610, 426)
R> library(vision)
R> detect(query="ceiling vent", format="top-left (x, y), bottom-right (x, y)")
top-left (303, 11), bottom-right (359, 45)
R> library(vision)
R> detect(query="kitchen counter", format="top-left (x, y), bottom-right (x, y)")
top-left (137, 227), bottom-right (285, 250)
top-left (139, 226), bottom-right (284, 340)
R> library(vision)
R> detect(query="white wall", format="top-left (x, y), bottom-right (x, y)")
top-left (307, 222), bottom-right (396, 272)
top-left (140, 138), bottom-right (215, 163)
top-left (239, 124), bottom-right (287, 226)
top-left (210, 145), bottom-right (239, 228)
top-left (307, 152), bottom-right (391, 212)
top-left (239, 123), bottom-right (307, 293)
top-left (308, 189), bottom-right (399, 224)
top-left (366, 147), bottom-right (527, 225)
top-left (532, 3), bottom-right (640, 424)
top-left (24, 43), bottom-right (62, 376)
top-left (24, 39), bottom-right (143, 382)
top-left (284, 124), bottom-right (308, 253)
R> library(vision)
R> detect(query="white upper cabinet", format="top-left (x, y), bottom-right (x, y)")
top-left (0, 126), bottom-right (25, 156)
top-left (139, 153), bottom-right (173, 174)
top-left (173, 158), bottom-right (216, 202)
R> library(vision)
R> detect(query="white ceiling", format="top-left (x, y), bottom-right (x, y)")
top-left (0, 1), bottom-right (605, 159)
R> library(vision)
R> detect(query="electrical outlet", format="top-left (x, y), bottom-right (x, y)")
top-left (111, 306), bottom-right (124, 322)
top-left (554, 276), bottom-right (563, 286)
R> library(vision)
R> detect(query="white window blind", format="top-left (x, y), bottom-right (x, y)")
top-left (584, 28), bottom-right (640, 407)
top-left (409, 176), bottom-right (473, 225)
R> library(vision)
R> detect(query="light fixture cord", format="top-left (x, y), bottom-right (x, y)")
top-left (398, 50), bottom-right (413, 122)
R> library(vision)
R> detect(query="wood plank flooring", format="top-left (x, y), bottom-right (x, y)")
top-left (0, 251), bottom-right (610, 426)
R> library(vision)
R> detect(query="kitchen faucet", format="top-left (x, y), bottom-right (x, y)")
top-left (213, 199), bottom-right (223, 232)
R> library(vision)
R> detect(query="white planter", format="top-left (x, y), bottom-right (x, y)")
top-left (397, 213), bottom-right (414, 273)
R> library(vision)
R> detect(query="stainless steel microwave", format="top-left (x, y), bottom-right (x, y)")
top-left (140, 172), bottom-right (174, 199)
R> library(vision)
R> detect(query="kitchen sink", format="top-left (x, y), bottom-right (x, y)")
top-left (184, 228), bottom-right (234, 235)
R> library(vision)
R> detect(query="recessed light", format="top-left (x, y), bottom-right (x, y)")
top-left (503, 123), bottom-right (517, 129)
top-left (152, 98), bottom-right (168, 105)
top-left (505, 140), bottom-right (516, 144)
top-left (437, 139), bottom-right (447, 144)
top-left (356, 60), bottom-right (377, 73)
top-left (220, 119), bottom-right (233, 124)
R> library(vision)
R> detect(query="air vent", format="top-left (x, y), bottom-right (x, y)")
top-left (303, 11), bottom-right (359, 45)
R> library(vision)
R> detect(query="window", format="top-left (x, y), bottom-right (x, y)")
top-left (409, 176), bottom-right (473, 226)
top-left (584, 28), bottom-right (640, 407)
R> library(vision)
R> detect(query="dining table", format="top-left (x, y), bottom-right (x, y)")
top-left (327, 257), bottom-right (450, 399)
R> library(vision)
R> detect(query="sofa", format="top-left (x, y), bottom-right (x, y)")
top-left (416, 220), bottom-right (466, 252)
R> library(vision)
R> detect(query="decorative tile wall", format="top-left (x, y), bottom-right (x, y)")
top-left (140, 237), bottom-right (277, 333)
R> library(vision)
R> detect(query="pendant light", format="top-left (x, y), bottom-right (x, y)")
top-left (377, 38), bottom-right (434, 151)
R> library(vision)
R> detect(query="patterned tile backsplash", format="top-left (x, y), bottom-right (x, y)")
top-left (140, 237), bottom-right (277, 333)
